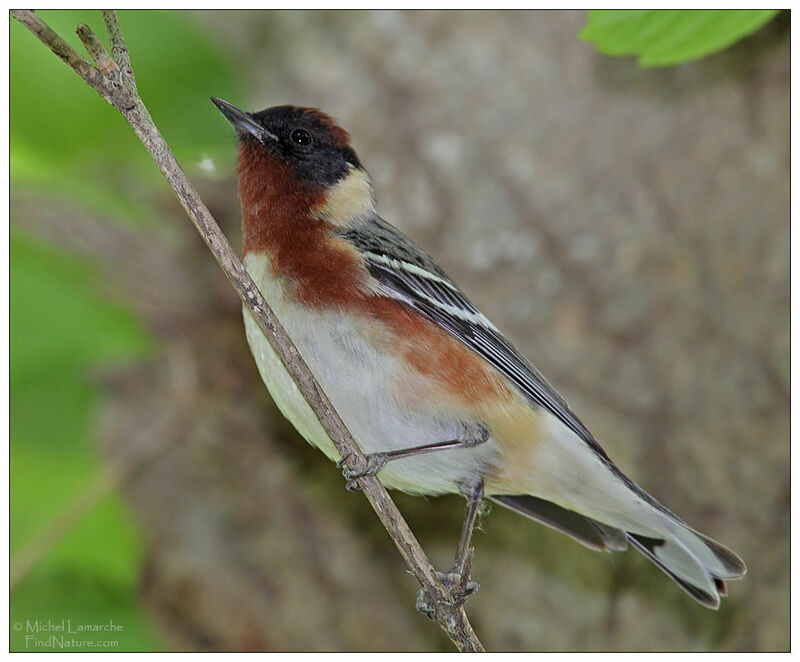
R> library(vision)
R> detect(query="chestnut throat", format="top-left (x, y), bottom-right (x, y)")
top-left (237, 141), bottom-right (366, 307)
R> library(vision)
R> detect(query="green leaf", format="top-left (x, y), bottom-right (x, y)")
top-left (580, 10), bottom-right (779, 67)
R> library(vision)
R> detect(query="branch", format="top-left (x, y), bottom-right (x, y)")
top-left (11, 10), bottom-right (484, 652)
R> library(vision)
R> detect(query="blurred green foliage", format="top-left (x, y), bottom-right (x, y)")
top-left (11, 9), bottom-right (242, 220)
top-left (10, 232), bottom-right (155, 650)
top-left (10, 10), bottom-right (243, 651)
top-left (580, 10), bottom-right (779, 67)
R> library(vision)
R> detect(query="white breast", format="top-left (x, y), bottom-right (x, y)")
top-left (242, 252), bottom-right (501, 495)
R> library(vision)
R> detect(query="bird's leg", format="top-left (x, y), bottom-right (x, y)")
top-left (336, 424), bottom-right (488, 487)
top-left (451, 477), bottom-right (484, 583)
top-left (416, 477), bottom-right (484, 618)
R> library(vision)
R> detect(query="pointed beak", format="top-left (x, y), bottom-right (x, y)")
top-left (211, 97), bottom-right (277, 142)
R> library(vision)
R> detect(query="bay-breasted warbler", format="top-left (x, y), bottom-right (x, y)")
top-left (212, 97), bottom-right (745, 610)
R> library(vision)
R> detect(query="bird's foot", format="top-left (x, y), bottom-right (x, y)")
top-left (415, 565), bottom-right (480, 619)
top-left (336, 452), bottom-right (390, 490)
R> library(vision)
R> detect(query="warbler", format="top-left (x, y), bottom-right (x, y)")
top-left (212, 97), bottom-right (745, 610)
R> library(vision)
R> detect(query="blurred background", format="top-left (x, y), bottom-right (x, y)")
top-left (10, 10), bottom-right (788, 652)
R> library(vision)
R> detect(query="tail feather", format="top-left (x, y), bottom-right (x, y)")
top-left (627, 533), bottom-right (722, 609)
top-left (631, 519), bottom-right (746, 608)
top-left (492, 493), bottom-right (746, 609)
top-left (686, 528), bottom-right (747, 579)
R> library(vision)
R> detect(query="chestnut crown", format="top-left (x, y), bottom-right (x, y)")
top-left (212, 98), bottom-right (362, 188)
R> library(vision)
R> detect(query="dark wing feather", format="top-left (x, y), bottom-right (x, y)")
top-left (340, 217), bottom-right (610, 462)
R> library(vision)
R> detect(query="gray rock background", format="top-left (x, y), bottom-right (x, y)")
top-left (17, 10), bottom-right (789, 652)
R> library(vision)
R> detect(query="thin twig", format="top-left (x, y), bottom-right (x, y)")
top-left (11, 9), bottom-right (484, 652)
top-left (76, 23), bottom-right (116, 74)
top-left (102, 9), bottom-right (135, 84)
top-left (10, 10), bottom-right (98, 82)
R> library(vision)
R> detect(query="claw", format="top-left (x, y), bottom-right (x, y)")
top-left (338, 452), bottom-right (391, 492)
top-left (414, 567), bottom-right (480, 617)
top-left (415, 589), bottom-right (436, 619)
top-left (340, 451), bottom-right (389, 481)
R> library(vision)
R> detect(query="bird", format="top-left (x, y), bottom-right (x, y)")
top-left (211, 97), bottom-right (746, 611)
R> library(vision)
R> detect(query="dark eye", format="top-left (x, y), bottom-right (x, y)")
top-left (290, 128), bottom-right (313, 145)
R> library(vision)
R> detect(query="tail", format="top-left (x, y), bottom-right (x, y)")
top-left (492, 494), bottom-right (746, 609)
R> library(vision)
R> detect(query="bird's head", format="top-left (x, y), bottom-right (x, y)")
top-left (212, 98), bottom-right (374, 228)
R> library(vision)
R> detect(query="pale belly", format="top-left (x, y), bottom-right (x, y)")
top-left (242, 253), bottom-right (502, 495)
